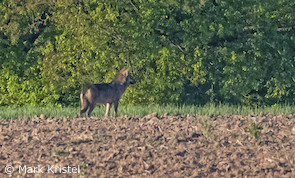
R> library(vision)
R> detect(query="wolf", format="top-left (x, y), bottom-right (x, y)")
top-left (79, 68), bottom-right (135, 117)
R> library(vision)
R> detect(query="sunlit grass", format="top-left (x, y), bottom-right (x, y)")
top-left (1, 103), bottom-right (295, 119)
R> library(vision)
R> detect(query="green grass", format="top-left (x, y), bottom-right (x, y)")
top-left (200, 118), bottom-right (214, 140)
top-left (245, 122), bottom-right (263, 139)
top-left (1, 103), bottom-right (295, 119)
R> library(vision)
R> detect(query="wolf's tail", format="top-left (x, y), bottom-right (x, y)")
top-left (79, 88), bottom-right (87, 117)
top-left (80, 87), bottom-right (87, 109)
top-left (80, 90), bottom-right (84, 109)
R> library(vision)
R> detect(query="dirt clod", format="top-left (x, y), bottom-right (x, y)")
top-left (39, 114), bottom-right (46, 120)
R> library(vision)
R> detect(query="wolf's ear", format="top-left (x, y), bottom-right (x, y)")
top-left (120, 68), bottom-right (127, 72)
top-left (120, 68), bottom-right (129, 76)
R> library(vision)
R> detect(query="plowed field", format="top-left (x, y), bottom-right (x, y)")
top-left (1, 114), bottom-right (295, 177)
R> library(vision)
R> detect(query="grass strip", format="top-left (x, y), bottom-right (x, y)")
top-left (1, 103), bottom-right (295, 119)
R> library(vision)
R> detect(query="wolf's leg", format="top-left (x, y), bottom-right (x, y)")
top-left (114, 101), bottom-right (118, 117)
top-left (105, 103), bottom-right (112, 117)
top-left (79, 100), bottom-right (89, 117)
top-left (80, 108), bottom-right (88, 117)
top-left (87, 103), bottom-right (96, 117)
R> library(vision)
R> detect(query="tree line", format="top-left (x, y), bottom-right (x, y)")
top-left (1, 0), bottom-right (295, 106)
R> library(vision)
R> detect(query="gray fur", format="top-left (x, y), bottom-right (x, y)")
top-left (79, 68), bottom-right (135, 117)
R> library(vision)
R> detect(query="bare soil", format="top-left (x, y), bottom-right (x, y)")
top-left (1, 114), bottom-right (295, 177)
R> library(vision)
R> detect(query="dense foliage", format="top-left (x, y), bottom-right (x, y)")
top-left (1, 0), bottom-right (295, 106)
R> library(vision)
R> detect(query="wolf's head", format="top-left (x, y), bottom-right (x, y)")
top-left (112, 68), bottom-right (136, 85)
